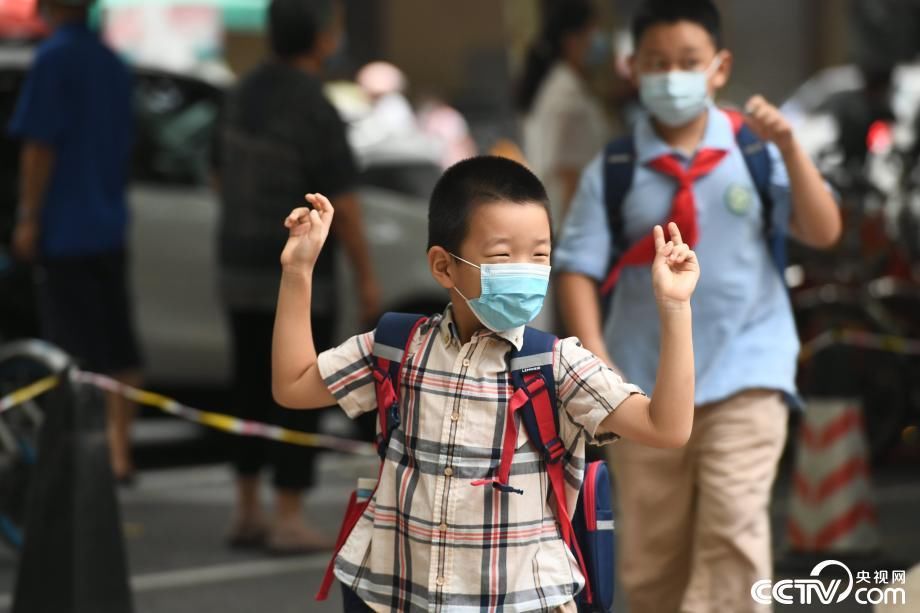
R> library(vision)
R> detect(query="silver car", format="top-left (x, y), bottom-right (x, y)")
top-left (0, 47), bottom-right (445, 389)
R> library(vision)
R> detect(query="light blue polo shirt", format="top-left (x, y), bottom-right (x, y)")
top-left (554, 104), bottom-right (799, 407)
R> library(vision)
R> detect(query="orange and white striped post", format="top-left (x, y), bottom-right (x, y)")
top-left (786, 397), bottom-right (879, 555)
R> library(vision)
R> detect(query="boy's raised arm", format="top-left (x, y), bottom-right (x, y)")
top-left (271, 193), bottom-right (339, 409)
top-left (744, 95), bottom-right (841, 249)
top-left (557, 273), bottom-right (618, 369)
top-left (599, 223), bottom-right (696, 448)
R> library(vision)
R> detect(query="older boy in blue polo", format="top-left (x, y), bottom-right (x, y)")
top-left (554, 1), bottom-right (840, 612)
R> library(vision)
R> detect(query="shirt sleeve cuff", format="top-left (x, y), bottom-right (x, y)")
top-left (585, 388), bottom-right (645, 446)
top-left (551, 250), bottom-right (606, 281)
top-left (316, 348), bottom-right (371, 420)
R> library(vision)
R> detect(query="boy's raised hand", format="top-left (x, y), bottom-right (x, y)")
top-left (745, 95), bottom-right (795, 153)
top-left (651, 222), bottom-right (700, 307)
top-left (280, 193), bottom-right (334, 271)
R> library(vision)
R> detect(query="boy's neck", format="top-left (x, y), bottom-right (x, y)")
top-left (448, 300), bottom-right (485, 345)
top-left (281, 54), bottom-right (324, 76)
top-left (651, 109), bottom-right (710, 157)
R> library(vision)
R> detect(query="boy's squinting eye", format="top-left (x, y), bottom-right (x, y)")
top-left (682, 57), bottom-right (703, 70)
top-left (644, 57), bottom-right (668, 72)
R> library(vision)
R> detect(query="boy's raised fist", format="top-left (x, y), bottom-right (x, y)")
top-left (745, 95), bottom-right (795, 153)
top-left (281, 193), bottom-right (335, 271)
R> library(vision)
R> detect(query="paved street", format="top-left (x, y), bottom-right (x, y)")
top-left (0, 433), bottom-right (918, 613)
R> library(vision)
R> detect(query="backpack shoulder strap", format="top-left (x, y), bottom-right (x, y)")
top-left (599, 134), bottom-right (638, 316)
top-left (470, 327), bottom-right (560, 495)
top-left (510, 327), bottom-right (563, 464)
top-left (602, 134), bottom-right (637, 264)
top-left (512, 328), bottom-right (598, 606)
top-left (371, 312), bottom-right (428, 459)
top-left (723, 108), bottom-right (787, 274)
top-left (724, 108), bottom-right (772, 201)
top-left (467, 329), bottom-right (598, 605)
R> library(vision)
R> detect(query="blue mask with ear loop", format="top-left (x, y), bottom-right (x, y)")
top-left (451, 255), bottom-right (551, 332)
top-left (639, 55), bottom-right (723, 127)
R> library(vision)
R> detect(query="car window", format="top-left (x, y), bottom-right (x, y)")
top-left (132, 73), bottom-right (222, 186)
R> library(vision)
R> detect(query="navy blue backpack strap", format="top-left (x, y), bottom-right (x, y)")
top-left (510, 327), bottom-right (563, 465)
top-left (728, 111), bottom-right (787, 276)
top-left (371, 312), bottom-right (427, 460)
top-left (599, 135), bottom-right (637, 317)
top-left (602, 135), bottom-right (637, 280)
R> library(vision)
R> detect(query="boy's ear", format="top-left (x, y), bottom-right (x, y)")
top-left (428, 246), bottom-right (455, 290)
top-left (710, 50), bottom-right (733, 91)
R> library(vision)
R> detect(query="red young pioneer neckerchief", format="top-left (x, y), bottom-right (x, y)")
top-left (599, 147), bottom-right (728, 294)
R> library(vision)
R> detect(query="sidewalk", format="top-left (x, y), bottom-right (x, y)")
top-left (1, 453), bottom-right (918, 612)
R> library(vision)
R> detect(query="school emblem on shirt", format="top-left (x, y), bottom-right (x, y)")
top-left (725, 184), bottom-right (754, 216)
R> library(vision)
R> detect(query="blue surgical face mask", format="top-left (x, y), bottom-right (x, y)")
top-left (639, 56), bottom-right (722, 127)
top-left (450, 255), bottom-right (551, 332)
top-left (585, 30), bottom-right (612, 69)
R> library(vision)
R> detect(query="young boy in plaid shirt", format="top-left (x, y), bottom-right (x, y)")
top-left (272, 156), bottom-right (699, 612)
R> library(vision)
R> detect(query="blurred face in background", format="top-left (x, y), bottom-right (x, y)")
top-left (629, 20), bottom-right (732, 126)
top-left (564, 21), bottom-right (610, 73)
top-left (39, 0), bottom-right (89, 27)
top-left (314, 0), bottom-right (345, 62)
top-left (630, 20), bottom-right (729, 94)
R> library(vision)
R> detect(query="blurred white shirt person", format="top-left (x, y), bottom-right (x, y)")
top-left (519, 0), bottom-right (611, 228)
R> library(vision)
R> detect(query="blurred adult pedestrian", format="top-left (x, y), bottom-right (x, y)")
top-left (8, 0), bottom-right (140, 483)
top-left (215, 0), bottom-right (380, 554)
top-left (517, 0), bottom-right (611, 227)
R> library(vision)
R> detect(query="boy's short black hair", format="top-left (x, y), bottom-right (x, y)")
top-left (427, 156), bottom-right (551, 254)
top-left (268, 0), bottom-right (334, 59)
top-left (632, 0), bottom-right (723, 50)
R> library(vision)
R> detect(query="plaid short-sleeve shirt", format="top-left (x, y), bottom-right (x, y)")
top-left (317, 308), bottom-right (642, 612)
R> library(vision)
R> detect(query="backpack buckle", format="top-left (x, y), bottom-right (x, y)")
top-left (544, 437), bottom-right (566, 464)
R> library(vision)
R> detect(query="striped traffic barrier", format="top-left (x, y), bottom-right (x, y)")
top-left (786, 397), bottom-right (880, 556)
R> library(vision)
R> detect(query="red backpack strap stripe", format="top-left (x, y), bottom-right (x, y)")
top-left (316, 312), bottom-right (427, 601)
top-left (723, 106), bottom-right (745, 134)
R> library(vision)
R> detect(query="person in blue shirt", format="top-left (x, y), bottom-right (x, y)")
top-left (9, 0), bottom-right (139, 482)
top-left (554, 1), bottom-right (841, 612)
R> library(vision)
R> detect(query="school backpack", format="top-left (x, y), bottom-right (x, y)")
top-left (316, 312), bottom-right (616, 612)
top-left (599, 108), bottom-right (785, 304)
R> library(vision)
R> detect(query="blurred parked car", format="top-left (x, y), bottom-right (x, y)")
top-left (0, 43), bottom-right (444, 390)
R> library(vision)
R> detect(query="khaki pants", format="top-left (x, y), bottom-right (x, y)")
top-left (609, 390), bottom-right (788, 613)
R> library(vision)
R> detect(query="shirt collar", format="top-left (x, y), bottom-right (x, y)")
top-left (56, 22), bottom-right (90, 36)
top-left (439, 305), bottom-right (525, 351)
top-left (634, 103), bottom-right (735, 164)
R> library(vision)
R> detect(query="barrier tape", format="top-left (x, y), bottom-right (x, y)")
top-left (0, 375), bottom-right (60, 415)
top-left (799, 329), bottom-right (920, 363)
top-left (0, 370), bottom-right (375, 456)
top-left (2, 327), bottom-right (920, 452)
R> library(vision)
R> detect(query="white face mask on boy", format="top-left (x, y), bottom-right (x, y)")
top-left (639, 55), bottom-right (722, 127)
